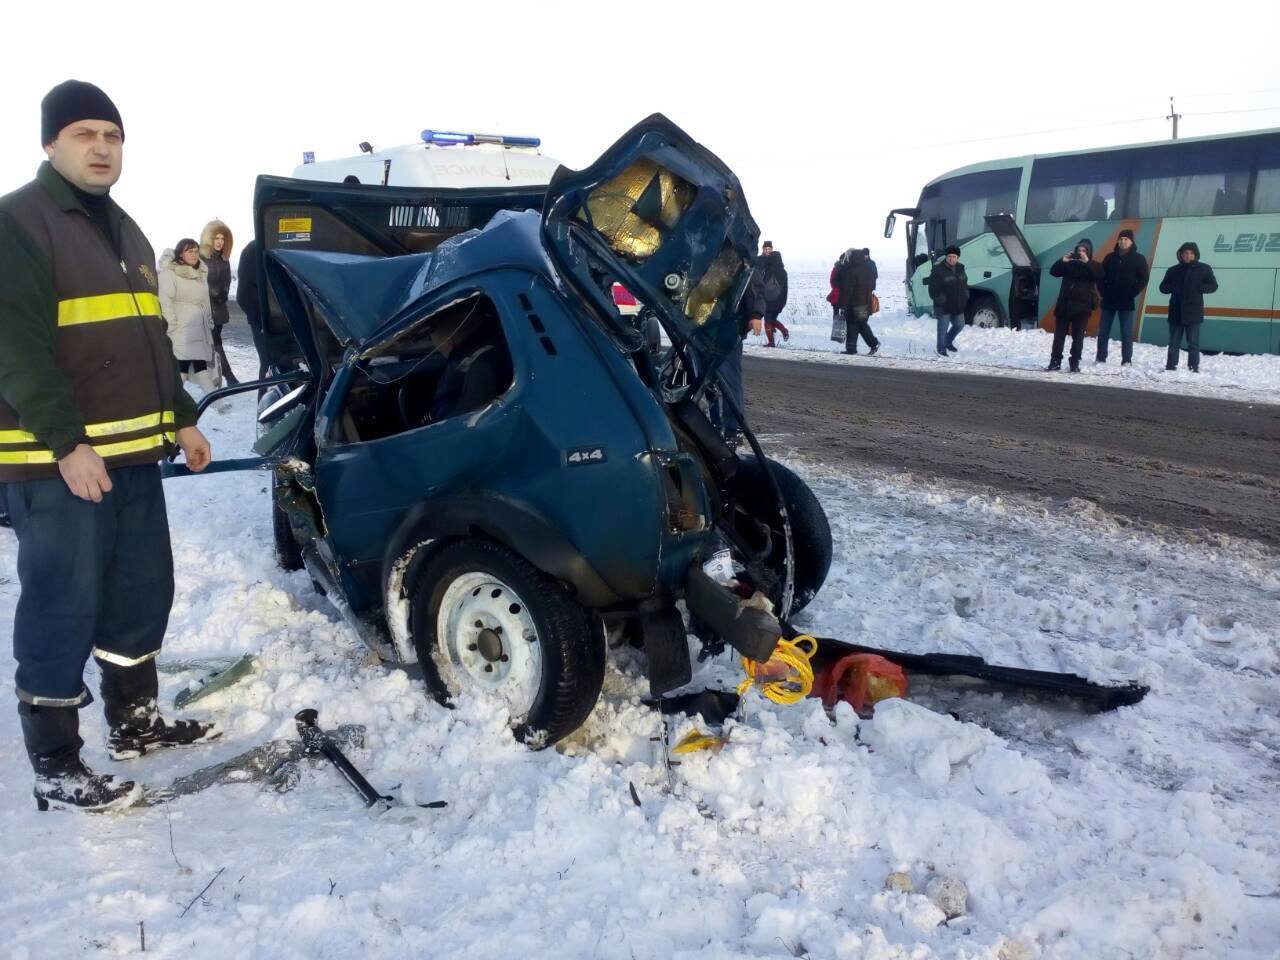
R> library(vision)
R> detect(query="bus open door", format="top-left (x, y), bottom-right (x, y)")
top-left (985, 214), bottom-right (1041, 330)
top-left (884, 207), bottom-right (927, 282)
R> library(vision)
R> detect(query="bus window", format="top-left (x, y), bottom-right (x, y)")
top-left (1127, 138), bottom-right (1254, 218)
top-left (1027, 152), bottom-right (1130, 223)
top-left (918, 168), bottom-right (1020, 253)
top-left (1252, 135), bottom-right (1280, 214)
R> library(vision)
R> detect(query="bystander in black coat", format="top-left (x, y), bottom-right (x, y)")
top-left (1158, 241), bottom-right (1218, 372)
top-left (1158, 242), bottom-right (1218, 326)
top-left (1100, 241), bottom-right (1150, 311)
top-left (927, 259), bottom-right (970, 314)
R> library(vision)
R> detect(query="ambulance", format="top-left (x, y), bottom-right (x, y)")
top-left (292, 130), bottom-right (638, 315)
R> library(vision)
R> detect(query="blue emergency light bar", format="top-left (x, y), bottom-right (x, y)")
top-left (420, 130), bottom-right (541, 148)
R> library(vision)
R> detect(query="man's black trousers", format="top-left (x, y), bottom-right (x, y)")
top-left (4, 463), bottom-right (172, 768)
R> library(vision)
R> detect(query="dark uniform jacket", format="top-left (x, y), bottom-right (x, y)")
top-left (1099, 246), bottom-right (1150, 311)
top-left (1158, 243), bottom-right (1218, 326)
top-left (927, 260), bottom-right (970, 314)
top-left (0, 162), bottom-right (196, 481)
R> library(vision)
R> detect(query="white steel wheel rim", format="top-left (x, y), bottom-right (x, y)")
top-left (436, 571), bottom-right (543, 722)
top-left (973, 304), bottom-right (1000, 328)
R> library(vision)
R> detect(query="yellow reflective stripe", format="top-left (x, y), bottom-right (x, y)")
top-left (0, 432), bottom-right (173, 464)
top-left (0, 410), bottom-right (174, 447)
top-left (57, 291), bottom-right (162, 327)
top-left (86, 410), bottom-right (174, 438)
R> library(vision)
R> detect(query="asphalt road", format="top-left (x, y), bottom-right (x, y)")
top-left (743, 355), bottom-right (1280, 547)
top-left (222, 306), bottom-right (1278, 546)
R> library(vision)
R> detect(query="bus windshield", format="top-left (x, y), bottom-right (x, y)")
top-left (918, 167), bottom-right (1020, 253)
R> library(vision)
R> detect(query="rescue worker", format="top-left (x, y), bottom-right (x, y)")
top-left (1158, 242), bottom-right (1218, 373)
top-left (0, 80), bottom-right (217, 811)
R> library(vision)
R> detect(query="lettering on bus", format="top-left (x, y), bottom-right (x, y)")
top-left (1213, 232), bottom-right (1280, 254)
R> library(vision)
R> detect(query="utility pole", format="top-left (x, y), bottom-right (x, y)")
top-left (1166, 96), bottom-right (1181, 140)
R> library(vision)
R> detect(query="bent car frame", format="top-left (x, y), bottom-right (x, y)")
top-left (170, 115), bottom-right (833, 746)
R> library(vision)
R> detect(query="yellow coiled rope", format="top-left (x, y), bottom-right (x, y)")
top-left (736, 635), bottom-right (818, 705)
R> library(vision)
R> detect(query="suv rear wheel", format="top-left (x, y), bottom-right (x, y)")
top-left (411, 539), bottom-right (604, 747)
top-left (732, 456), bottom-right (833, 616)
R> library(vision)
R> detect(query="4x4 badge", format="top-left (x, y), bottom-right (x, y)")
top-left (566, 446), bottom-right (607, 466)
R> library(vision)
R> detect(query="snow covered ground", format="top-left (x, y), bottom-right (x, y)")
top-left (1, 339), bottom-right (1278, 959)
top-left (750, 272), bottom-right (1280, 406)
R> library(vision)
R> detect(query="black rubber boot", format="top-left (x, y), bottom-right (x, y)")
top-left (21, 703), bottom-right (139, 811)
top-left (34, 757), bottom-right (141, 812)
top-left (101, 659), bottom-right (221, 760)
top-left (108, 713), bottom-right (222, 760)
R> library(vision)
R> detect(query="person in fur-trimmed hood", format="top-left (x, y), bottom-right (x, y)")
top-left (159, 239), bottom-right (217, 392)
top-left (199, 219), bottom-right (238, 384)
top-left (1158, 241), bottom-right (1218, 372)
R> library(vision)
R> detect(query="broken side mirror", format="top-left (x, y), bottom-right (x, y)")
top-left (883, 213), bottom-right (897, 239)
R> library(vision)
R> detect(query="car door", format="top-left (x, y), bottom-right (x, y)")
top-left (538, 113), bottom-right (761, 371)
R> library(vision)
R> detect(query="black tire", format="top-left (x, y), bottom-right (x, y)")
top-left (271, 489), bottom-right (304, 571)
top-left (733, 456), bottom-right (833, 616)
top-left (411, 539), bottom-right (604, 748)
top-left (966, 294), bottom-right (1006, 328)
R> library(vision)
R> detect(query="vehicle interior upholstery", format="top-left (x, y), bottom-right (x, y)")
top-left (333, 294), bottom-right (513, 443)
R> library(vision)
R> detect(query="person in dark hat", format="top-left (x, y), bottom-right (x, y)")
top-left (1046, 238), bottom-right (1102, 372)
top-left (1097, 228), bottom-right (1149, 365)
top-left (755, 240), bottom-right (789, 346)
top-left (927, 245), bottom-right (969, 356)
top-left (0, 80), bottom-right (218, 812)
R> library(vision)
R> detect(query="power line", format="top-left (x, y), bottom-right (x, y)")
top-left (920, 114), bottom-right (1162, 150)
top-left (1180, 87), bottom-right (1280, 101)
top-left (1192, 106), bottom-right (1280, 118)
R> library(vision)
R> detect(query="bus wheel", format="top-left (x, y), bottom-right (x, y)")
top-left (967, 295), bottom-right (1006, 329)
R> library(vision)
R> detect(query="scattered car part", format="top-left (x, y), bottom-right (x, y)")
top-left (295, 709), bottom-right (394, 808)
top-left (806, 634), bottom-right (1149, 712)
top-left (173, 654), bottom-right (257, 710)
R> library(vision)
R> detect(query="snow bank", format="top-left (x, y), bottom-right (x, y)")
top-left (0, 338), bottom-right (1276, 958)
top-left (750, 272), bottom-right (1280, 405)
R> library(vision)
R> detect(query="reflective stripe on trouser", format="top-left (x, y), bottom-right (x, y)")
top-left (4, 463), bottom-right (174, 708)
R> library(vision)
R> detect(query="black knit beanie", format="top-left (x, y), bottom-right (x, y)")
top-left (41, 80), bottom-right (124, 145)
top-left (1118, 228), bottom-right (1135, 241)
top-left (944, 245), bottom-right (962, 256)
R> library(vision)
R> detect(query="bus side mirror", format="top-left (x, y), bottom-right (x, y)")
top-left (884, 214), bottom-right (897, 239)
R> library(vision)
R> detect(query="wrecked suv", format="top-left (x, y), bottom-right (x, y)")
top-left (174, 116), bottom-right (833, 746)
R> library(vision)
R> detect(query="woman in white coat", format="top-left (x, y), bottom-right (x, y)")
top-left (159, 238), bottom-right (217, 392)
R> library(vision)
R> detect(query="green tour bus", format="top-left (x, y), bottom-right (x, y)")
top-left (884, 128), bottom-right (1280, 354)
